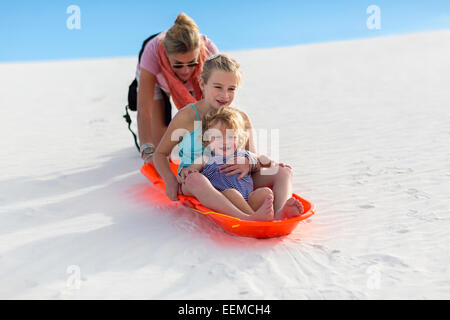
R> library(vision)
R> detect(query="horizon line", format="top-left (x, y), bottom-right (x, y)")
top-left (1, 28), bottom-right (448, 65)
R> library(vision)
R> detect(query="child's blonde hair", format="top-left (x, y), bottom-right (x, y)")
top-left (163, 13), bottom-right (202, 55)
top-left (202, 106), bottom-right (248, 150)
top-left (200, 53), bottom-right (242, 85)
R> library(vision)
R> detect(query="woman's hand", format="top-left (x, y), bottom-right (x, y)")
top-left (165, 178), bottom-right (179, 201)
top-left (219, 156), bottom-right (250, 180)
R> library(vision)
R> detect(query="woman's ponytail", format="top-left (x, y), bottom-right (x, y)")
top-left (164, 13), bottom-right (202, 55)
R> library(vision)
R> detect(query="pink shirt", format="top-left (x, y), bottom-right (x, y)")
top-left (138, 31), bottom-right (219, 94)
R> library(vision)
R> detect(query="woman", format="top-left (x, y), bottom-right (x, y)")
top-left (136, 13), bottom-right (218, 163)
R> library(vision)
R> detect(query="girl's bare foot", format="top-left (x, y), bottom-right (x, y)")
top-left (247, 195), bottom-right (274, 221)
top-left (275, 197), bottom-right (304, 220)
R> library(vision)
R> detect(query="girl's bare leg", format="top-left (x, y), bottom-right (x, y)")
top-left (248, 187), bottom-right (273, 211)
top-left (221, 188), bottom-right (276, 221)
top-left (221, 189), bottom-right (254, 215)
top-left (181, 173), bottom-right (273, 221)
top-left (221, 188), bottom-right (274, 221)
top-left (252, 166), bottom-right (303, 220)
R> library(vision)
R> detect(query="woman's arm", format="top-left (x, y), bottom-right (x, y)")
top-left (137, 68), bottom-right (157, 149)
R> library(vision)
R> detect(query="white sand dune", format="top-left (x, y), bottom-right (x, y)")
top-left (1, 30), bottom-right (449, 299)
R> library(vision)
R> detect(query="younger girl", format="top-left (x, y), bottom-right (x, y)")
top-left (182, 106), bottom-right (303, 220)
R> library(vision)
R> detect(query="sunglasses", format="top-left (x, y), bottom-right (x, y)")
top-left (171, 62), bottom-right (199, 69)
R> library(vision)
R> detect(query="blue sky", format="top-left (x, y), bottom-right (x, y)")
top-left (1, 0), bottom-right (449, 62)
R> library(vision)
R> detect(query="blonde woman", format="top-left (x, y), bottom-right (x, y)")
top-left (137, 13), bottom-right (218, 163)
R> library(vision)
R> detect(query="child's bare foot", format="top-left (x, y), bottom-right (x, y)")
top-left (275, 197), bottom-right (304, 220)
top-left (248, 195), bottom-right (274, 221)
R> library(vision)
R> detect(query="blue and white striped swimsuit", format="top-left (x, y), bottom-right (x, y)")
top-left (201, 150), bottom-right (256, 201)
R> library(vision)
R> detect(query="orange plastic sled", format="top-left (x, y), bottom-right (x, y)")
top-left (141, 162), bottom-right (315, 239)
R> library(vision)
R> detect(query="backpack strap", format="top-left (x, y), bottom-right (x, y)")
top-left (123, 105), bottom-right (140, 151)
top-left (124, 32), bottom-right (161, 153)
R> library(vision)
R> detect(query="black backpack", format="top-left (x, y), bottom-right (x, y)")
top-left (123, 32), bottom-right (172, 152)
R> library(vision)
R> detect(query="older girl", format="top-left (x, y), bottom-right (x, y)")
top-left (153, 54), bottom-right (303, 220)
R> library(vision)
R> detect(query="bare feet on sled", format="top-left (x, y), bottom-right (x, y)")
top-left (275, 197), bottom-right (304, 220)
top-left (248, 194), bottom-right (274, 221)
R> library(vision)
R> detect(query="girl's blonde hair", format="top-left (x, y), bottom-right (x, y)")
top-left (202, 106), bottom-right (248, 149)
top-left (164, 13), bottom-right (202, 55)
top-left (200, 53), bottom-right (242, 85)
